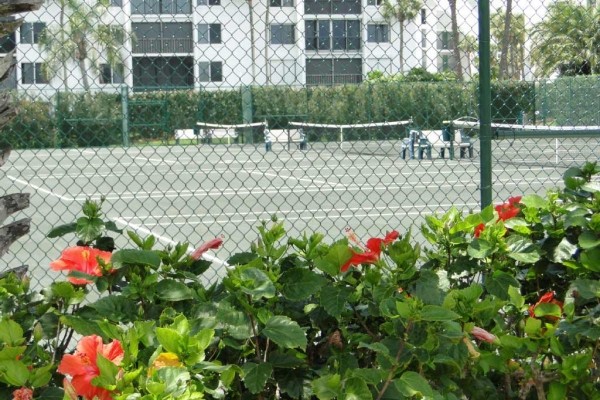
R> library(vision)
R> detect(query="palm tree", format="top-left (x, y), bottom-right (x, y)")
top-left (459, 34), bottom-right (478, 79)
top-left (531, 1), bottom-right (600, 77)
top-left (448, 0), bottom-right (463, 80)
top-left (381, 0), bottom-right (422, 74)
top-left (498, 0), bottom-right (512, 80)
top-left (40, 0), bottom-right (125, 91)
top-left (491, 9), bottom-right (526, 80)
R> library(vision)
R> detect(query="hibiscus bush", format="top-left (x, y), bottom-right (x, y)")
top-left (0, 163), bottom-right (599, 399)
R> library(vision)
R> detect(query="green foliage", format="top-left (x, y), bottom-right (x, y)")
top-left (2, 163), bottom-right (600, 399)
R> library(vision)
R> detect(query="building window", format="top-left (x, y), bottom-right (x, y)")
top-left (367, 24), bottom-right (388, 43)
top-left (132, 22), bottom-right (193, 53)
top-left (306, 58), bottom-right (362, 86)
top-left (100, 64), bottom-right (124, 84)
top-left (22, 63), bottom-right (48, 84)
top-left (131, 0), bottom-right (191, 14)
top-left (306, 20), bottom-right (360, 51)
top-left (367, 0), bottom-right (382, 5)
top-left (270, 0), bottom-right (293, 7)
top-left (199, 61), bottom-right (223, 82)
top-left (304, 0), bottom-right (361, 14)
top-left (420, 8), bottom-right (426, 24)
top-left (132, 56), bottom-right (194, 88)
top-left (270, 24), bottom-right (294, 44)
top-left (197, 0), bottom-right (220, 5)
top-left (0, 32), bottom-right (16, 53)
top-left (421, 29), bottom-right (426, 47)
top-left (20, 22), bottom-right (46, 44)
top-left (437, 31), bottom-right (453, 50)
top-left (111, 0), bottom-right (123, 7)
top-left (198, 24), bottom-right (221, 44)
top-left (438, 54), bottom-right (457, 72)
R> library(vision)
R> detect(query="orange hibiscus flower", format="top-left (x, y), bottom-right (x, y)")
top-left (58, 335), bottom-right (124, 400)
top-left (528, 291), bottom-right (563, 322)
top-left (341, 230), bottom-right (400, 272)
top-left (50, 246), bottom-right (113, 285)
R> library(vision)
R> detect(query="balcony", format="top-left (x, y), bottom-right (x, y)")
top-left (133, 38), bottom-right (193, 53)
top-left (306, 74), bottom-right (362, 86)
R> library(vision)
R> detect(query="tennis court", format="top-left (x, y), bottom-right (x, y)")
top-left (3, 136), bottom-right (593, 286)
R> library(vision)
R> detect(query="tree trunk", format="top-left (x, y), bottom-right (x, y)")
top-left (76, 38), bottom-right (89, 90)
top-left (499, 0), bottom-right (512, 79)
top-left (399, 19), bottom-right (404, 73)
top-left (247, 0), bottom-right (256, 84)
top-left (449, 0), bottom-right (463, 80)
top-left (59, 2), bottom-right (69, 90)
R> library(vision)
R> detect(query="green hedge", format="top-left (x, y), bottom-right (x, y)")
top-left (0, 81), bottom-right (537, 149)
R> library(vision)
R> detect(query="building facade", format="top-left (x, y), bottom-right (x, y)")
top-left (2, 0), bottom-right (475, 97)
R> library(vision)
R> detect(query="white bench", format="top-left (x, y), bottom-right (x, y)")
top-left (174, 128), bottom-right (239, 144)
top-left (265, 128), bottom-right (307, 151)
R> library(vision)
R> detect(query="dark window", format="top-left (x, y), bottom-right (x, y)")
top-left (270, 24), bottom-right (294, 44)
top-left (199, 61), bottom-right (223, 82)
top-left (198, 23), bottom-right (221, 44)
top-left (111, 0), bottom-right (123, 7)
top-left (304, 0), bottom-right (360, 14)
top-left (305, 20), bottom-right (332, 50)
top-left (197, 0), bottom-right (220, 5)
top-left (20, 22), bottom-right (45, 44)
top-left (132, 56), bottom-right (194, 88)
top-left (100, 64), bottom-right (124, 84)
top-left (22, 62), bottom-right (48, 84)
top-left (437, 31), bottom-right (453, 50)
top-left (421, 30), bottom-right (426, 47)
top-left (421, 8), bottom-right (426, 24)
top-left (131, 0), bottom-right (191, 14)
top-left (270, 0), bottom-right (293, 6)
top-left (132, 22), bottom-right (193, 53)
top-left (0, 32), bottom-right (16, 53)
top-left (367, 24), bottom-right (388, 43)
top-left (306, 58), bottom-right (362, 86)
top-left (307, 20), bottom-right (359, 51)
top-left (367, 0), bottom-right (382, 5)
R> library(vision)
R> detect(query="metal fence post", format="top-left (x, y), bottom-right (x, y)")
top-left (121, 85), bottom-right (129, 147)
top-left (241, 85), bottom-right (253, 144)
top-left (478, 0), bottom-right (492, 208)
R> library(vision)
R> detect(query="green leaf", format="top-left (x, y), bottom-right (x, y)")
top-left (86, 295), bottom-right (138, 323)
top-left (467, 239), bottom-right (493, 259)
top-left (0, 319), bottom-right (24, 346)
top-left (320, 286), bottom-right (352, 317)
top-left (92, 354), bottom-right (119, 389)
top-left (506, 236), bottom-right (540, 264)
top-left (520, 194), bottom-right (547, 209)
top-left (238, 267), bottom-right (276, 299)
top-left (29, 364), bottom-right (54, 388)
top-left (548, 382), bottom-right (567, 400)
top-left (104, 220), bottom-right (122, 233)
top-left (582, 182), bottom-right (600, 193)
top-left (344, 376), bottom-right (372, 400)
top-left (156, 327), bottom-right (184, 354)
top-left (281, 268), bottom-right (327, 301)
top-left (533, 303), bottom-right (562, 318)
top-left (262, 316), bottom-right (307, 350)
top-left (0, 360), bottom-right (29, 386)
top-left (396, 371), bottom-right (435, 397)
top-left (484, 271), bottom-right (519, 300)
top-left (227, 252), bottom-right (258, 266)
top-left (579, 231), bottom-right (600, 249)
top-left (47, 222), bottom-right (77, 238)
top-left (312, 374), bottom-right (342, 400)
top-left (315, 243), bottom-right (351, 276)
top-left (554, 237), bottom-right (578, 263)
top-left (525, 317), bottom-right (542, 336)
top-left (111, 249), bottom-right (161, 269)
top-left (569, 279), bottom-right (600, 299)
top-left (156, 279), bottom-right (193, 301)
top-left (580, 247), bottom-right (600, 272)
top-left (242, 362), bottom-right (273, 394)
top-left (77, 216), bottom-right (105, 243)
top-left (420, 305), bottom-right (460, 321)
top-left (508, 286), bottom-right (524, 308)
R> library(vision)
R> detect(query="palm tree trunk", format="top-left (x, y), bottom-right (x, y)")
top-left (499, 0), bottom-right (512, 79)
top-left (247, 0), bottom-right (256, 84)
top-left (59, 0), bottom-right (69, 91)
top-left (399, 20), bottom-right (404, 73)
top-left (264, 0), bottom-right (270, 85)
top-left (449, 0), bottom-right (463, 80)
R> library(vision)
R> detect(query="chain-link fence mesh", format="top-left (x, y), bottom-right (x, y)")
top-left (1, 0), bottom-right (599, 287)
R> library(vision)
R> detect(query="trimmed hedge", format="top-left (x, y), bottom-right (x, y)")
top-left (0, 81), bottom-right (536, 149)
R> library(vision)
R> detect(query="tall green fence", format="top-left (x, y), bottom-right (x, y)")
top-left (1, 0), bottom-right (599, 287)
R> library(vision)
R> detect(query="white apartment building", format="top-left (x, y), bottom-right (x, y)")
top-left (0, 0), bottom-right (476, 97)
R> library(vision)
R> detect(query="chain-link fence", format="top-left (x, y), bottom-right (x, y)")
top-left (1, 0), bottom-right (599, 287)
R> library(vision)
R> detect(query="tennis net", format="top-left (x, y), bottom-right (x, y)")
top-left (288, 120), bottom-right (413, 157)
top-left (195, 121), bottom-right (267, 144)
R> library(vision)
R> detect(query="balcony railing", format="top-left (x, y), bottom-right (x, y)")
top-left (306, 74), bottom-right (363, 86)
top-left (133, 38), bottom-right (193, 53)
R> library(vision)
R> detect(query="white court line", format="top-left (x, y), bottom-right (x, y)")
top-left (7, 176), bottom-right (75, 201)
top-left (127, 202), bottom-right (482, 226)
top-left (75, 176), bottom-right (556, 202)
top-left (114, 217), bottom-right (229, 267)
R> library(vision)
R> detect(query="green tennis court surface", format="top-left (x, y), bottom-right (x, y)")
top-left (3, 139), bottom-right (593, 287)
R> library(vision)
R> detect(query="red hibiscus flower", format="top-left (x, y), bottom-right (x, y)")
top-left (495, 196), bottom-right (522, 221)
top-left (50, 246), bottom-right (113, 285)
top-left (528, 291), bottom-right (563, 322)
top-left (12, 387), bottom-right (33, 400)
top-left (470, 326), bottom-right (498, 344)
top-left (474, 223), bottom-right (485, 238)
top-left (190, 237), bottom-right (224, 260)
top-left (58, 335), bottom-right (124, 400)
top-left (341, 230), bottom-right (400, 272)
